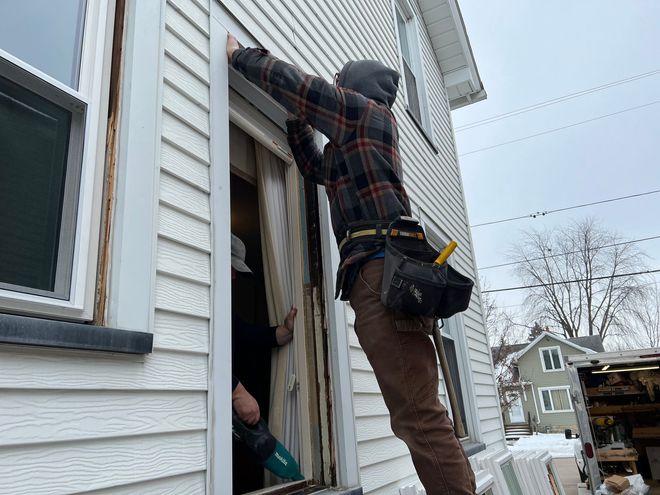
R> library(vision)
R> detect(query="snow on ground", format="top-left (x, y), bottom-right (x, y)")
top-left (509, 433), bottom-right (580, 458)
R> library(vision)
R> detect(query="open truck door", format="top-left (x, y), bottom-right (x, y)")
top-left (566, 360), bottom-right (601, 493)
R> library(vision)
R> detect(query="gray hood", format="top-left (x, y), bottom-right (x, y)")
top-left (337, 60), bottom-right (400, 108)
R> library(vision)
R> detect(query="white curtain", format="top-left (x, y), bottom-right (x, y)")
top-left (255, 143), bottom-right (300, 467)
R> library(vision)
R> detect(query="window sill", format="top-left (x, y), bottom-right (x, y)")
top-left (0, 313), bottom-right (153, 354)
top-left (463, 440), bottom-right (487, 457)
top-left (405, 106), bottom-right (438, 155)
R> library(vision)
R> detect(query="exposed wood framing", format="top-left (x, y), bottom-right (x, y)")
top-left (94, 0), bottom-right (126, 325)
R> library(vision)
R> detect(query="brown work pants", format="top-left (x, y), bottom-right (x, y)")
top-left (349, 259), bottom-right (476, 495)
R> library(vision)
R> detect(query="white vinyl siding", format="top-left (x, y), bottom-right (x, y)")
top-left (0, 0), bottom-right (211, 493)
top-left (211, 0), bottom-right (503, 492)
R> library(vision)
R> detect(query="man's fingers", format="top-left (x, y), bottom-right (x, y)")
top-left (226, 32), bottom-right (240, 62)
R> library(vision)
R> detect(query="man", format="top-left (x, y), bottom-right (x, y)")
top-left (231, 233), bottom-right (297, 425)
top-left (231, 233), bottom-right (297, 493)
top-left (227, 36), bottom-right (475, 494)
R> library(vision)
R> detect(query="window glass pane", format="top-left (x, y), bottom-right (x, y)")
top-left (0, 75), bottom-right (71, 292)
top-left (501, 461), bottom-right (523, 495)
top-left (483, 490), bottom-right (494, 495)
top-left (396, 9), bottom-right (412, 62)
top-left (403, 60), bottom-right (421, 122)
top-left (552, 348), bottom-right (562, 369)
top-left (0, 0), bottom-right (87, 87)
top-left (542, 390), bottom-right (553, 411)
top-left (543, 349), bottom-right (553, 370)
top-left (442, 336), bottom-right (468, 436)
top-left (551, 389), bottom-right (569, 411)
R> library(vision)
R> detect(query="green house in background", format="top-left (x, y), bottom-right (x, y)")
top-left (494, 332), bottom-right (605, 439)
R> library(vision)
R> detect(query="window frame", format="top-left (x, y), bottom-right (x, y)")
top-left (477, 449), bottom-right (524, 495)
top-left (474, 470), bottom-right (497, 495)
top-left (391, 0), bottom-right (433, 135)
top-left (0, 0), bottom-right (115, 320)
top-left (538, 385), bottom-right (573, 414)
top-left (539, 345), bottom-right (565, 372)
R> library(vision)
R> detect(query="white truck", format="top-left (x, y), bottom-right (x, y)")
top-left (565, 348), bottom-right (660, 494)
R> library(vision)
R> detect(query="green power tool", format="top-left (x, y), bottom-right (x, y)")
top-left (232, 411), bottom-right (304, 481)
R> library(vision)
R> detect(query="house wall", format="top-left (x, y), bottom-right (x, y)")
top-left (0, 1), bottom-right (211, 494)
top-left (517, 337), bottom-right (584, 432)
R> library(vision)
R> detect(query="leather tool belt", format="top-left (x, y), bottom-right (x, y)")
top-left (338, 219), bottom-right (424, 254)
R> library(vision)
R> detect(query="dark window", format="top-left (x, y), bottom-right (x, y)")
top-left (0, 75), bottom-right (73, 294)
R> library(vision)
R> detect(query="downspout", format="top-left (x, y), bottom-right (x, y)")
top-left (530, 383), bottom-right (541, 433)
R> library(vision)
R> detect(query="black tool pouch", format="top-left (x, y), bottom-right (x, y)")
top-left (380, 217), bottom-right (474, 319)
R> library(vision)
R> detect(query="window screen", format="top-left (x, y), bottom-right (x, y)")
top-left (0, 75), bottom-right (72, 294)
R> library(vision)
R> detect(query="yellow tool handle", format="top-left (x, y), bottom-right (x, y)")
top-left (434, 241), bottom-right (457, 266)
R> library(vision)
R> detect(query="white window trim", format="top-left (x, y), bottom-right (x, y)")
top-left (0, 0), bottom-right (115, 320)
top-left (474, 470), bottom-right (497, 495)
top-left (539, 345), bottom-right (565, 372)
top-left (538, 386), bottom-right (573, 414)
top-left (391, 0), bottom-right (433, 134)
top-left (477, 449), bottom-right (524, 495)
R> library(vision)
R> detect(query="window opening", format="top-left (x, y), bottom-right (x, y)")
top-left (229, 101), bottom-right (314, 493)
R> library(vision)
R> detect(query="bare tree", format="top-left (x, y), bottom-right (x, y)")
top-left (482, 289), bottom-right (524, 410)
top-left (627, 285), bottom-right (660, 348)
top-left (511, 218), bottom-right (648, 342)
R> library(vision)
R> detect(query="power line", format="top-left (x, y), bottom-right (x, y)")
top-left (455, 68), bottom-right (660, 132)
top-left (482, 269), bottom-right (660, 294)
top-left (458, 100), bottom-right (660, 157)
top-left (471, 189), bottom-right (660, 228)
top-left (478, 235), bottom-right (660, 270)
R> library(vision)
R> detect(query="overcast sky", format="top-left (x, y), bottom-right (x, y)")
top-left (452, 1), bottom-right (660, 331)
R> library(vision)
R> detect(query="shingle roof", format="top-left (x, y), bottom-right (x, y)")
top-left (490, 333), bottom-right (605, 362)
top-left (567, 335), bottom-right (605, 353)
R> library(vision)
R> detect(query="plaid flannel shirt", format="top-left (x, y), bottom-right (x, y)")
top-left (232, 48), bottom-right (411, 299)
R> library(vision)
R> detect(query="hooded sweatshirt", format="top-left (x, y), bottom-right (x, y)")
top-left (232, 49), bottom-right (411, 299)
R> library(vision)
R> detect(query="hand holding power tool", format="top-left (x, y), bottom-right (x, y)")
top-left (232, 410), bottom-right (304, 481)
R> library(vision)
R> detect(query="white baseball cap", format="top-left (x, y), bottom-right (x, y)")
top-left (231, 234), bottom-right (252, 274)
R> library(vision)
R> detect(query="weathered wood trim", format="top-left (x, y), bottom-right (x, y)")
top-left (95, 0), bottom-right (127, 325)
